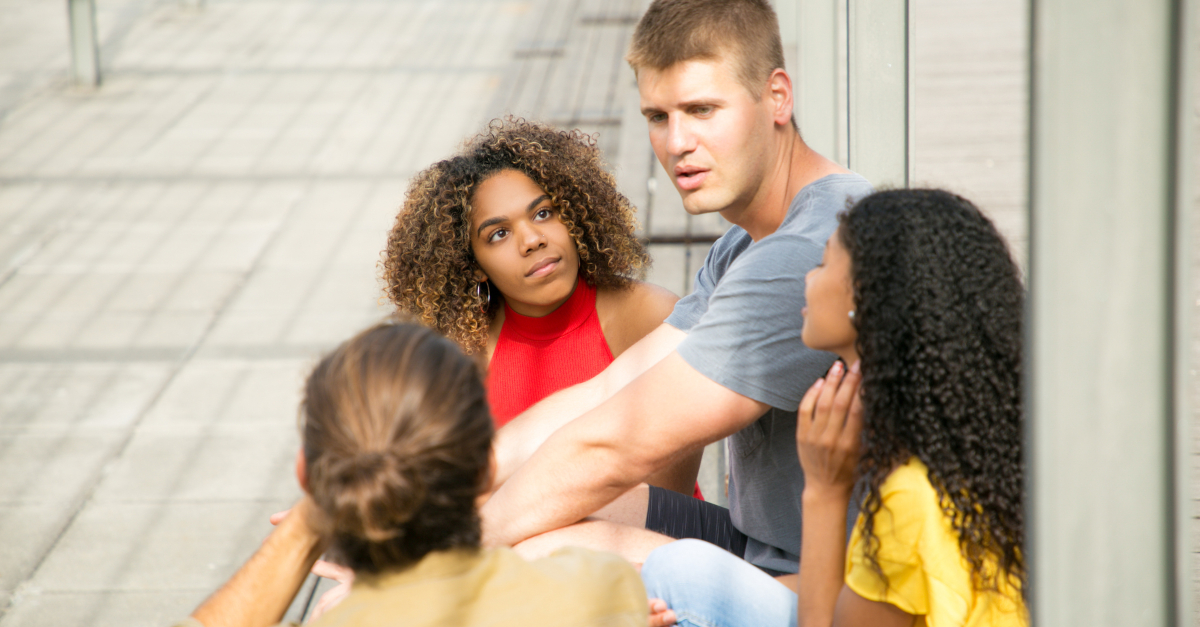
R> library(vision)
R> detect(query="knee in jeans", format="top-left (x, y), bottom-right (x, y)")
top-left (642, 538), bottom-right (727, 582)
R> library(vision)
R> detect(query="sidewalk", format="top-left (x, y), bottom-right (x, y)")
top-left (0, 1), bottom-right (673, 624)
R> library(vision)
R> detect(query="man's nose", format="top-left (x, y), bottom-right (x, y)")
top-left (666, 115), bottom-right (695, 156)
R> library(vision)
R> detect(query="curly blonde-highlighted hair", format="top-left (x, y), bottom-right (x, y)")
top-left (382, 118), bottom-right (650, 355)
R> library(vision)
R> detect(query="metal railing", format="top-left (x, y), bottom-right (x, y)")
top-left (67, 0), bottom-right (100, 86)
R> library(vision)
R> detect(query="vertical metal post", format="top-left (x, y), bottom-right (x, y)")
top-left (1172, 0), bottom-right (1197, 622)
top-left (67, 0), bottom-right (101, 86)
top-left (795, 0), bottom-right (847, 166)
top-left (1028, 0), bottom-right (1183, 624)
top-left (846, 0), bottom-right (908, 187)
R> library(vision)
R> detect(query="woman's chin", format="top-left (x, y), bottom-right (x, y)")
top-left (800, 328), bottom-right (827, 352)
top-left (801, 332), bottom-right (852, 361)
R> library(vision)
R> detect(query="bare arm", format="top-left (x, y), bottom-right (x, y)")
top-left (793, 363), bottom-right (913, 627)
top-left (646, 446), bottom-right (704, 495)
top-left (798, 487), bottom-right (855, 627)
top-left (794, 362), bottom-right (861, 626)
top-left (490, 323), bottom-right (686, 491)
top-left (597, 282), bottom-right (697, 494)
top-left (191, 498), bottom-right (326, 627)
top-left (481, 351), bottom-right (768, 547)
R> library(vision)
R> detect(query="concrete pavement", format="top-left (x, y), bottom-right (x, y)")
top-left (0, 0), bottom-right (1194, 625)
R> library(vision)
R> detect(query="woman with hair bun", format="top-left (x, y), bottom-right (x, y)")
top-left (181, 322), bottom-right (654, 627)
top-left (639, 189), bottom-right (1028, 627)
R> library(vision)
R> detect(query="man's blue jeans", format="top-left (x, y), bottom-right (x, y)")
top-left (640, 539), bottom-right (798, 627)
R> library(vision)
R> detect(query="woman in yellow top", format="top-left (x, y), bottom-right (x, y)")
top-left (640, 189), bottom-right (1026, 627)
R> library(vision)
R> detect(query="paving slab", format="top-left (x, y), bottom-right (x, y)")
top-left (0, 362), bottom-right (173, 432)
top-left (0, 591), bottom-right (208, 627)
top-left (0, 431), bottom-right (128, 505)
top-left (91, 425), bottom-right (299, 503)
top-left (137, 358), bottom-right (308, 427)
top-left (25, 501), bottom-right (294, 593)
top-left (0, 504), bottom-right (71, 612)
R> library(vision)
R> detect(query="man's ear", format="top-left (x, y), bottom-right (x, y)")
top-left (295, 448), bottom-right (309, 494)
top-left (765, 68), bottom-right (795, 127)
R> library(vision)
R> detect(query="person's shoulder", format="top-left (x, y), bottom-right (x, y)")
top-left (786, 173), bottom-right (874, 222)
top-left (769, 173), bottom-right (874, 245)
top-left (605, 280), bottom-right (678, 313)
top-left (846, 459), bottom-right (936, 604)
top-left (708, 224), bottom-right (754, 258)
top-left (534, 546), bottom-right (644, 591)
top-left (879, 457), bottom-right (940, 510)
top-left (596, 280), bottom-right (679, 356)
top-left (485, 546), bottom-right (639, 591)
top-left (736, 218), bottom-right (826, 265)
top-left (528, 547), bottom-right (648, 622)
top-left (801, 172), bottom-right (874, 199)
top-left (871, 458), bottom-right (956, 556)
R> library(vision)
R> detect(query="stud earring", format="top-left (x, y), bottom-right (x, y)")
top-left (848, 310), bottom-right (856, 320)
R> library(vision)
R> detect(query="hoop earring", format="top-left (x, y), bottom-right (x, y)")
top-left (475, 281), bottom-right (491, 312)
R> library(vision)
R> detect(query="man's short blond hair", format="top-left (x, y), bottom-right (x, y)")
top-left (626, 0), bottom-right (787, 99)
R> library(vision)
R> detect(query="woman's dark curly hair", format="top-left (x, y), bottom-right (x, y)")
top-left (841, 189), bottom-right (1025, 596)
top-left (382, 117), bottom-right (650, 355)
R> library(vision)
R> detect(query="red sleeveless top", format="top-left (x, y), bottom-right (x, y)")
top-left (486, 277), bottom-right (705, 501)
top-left (487, 277), bottom-right (613, 427)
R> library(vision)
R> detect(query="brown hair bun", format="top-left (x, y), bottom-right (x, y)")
top-left (302, 321), bottom-right (493, 573)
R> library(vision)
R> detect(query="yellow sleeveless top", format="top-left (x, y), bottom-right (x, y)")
top-left (844, 458), bottom-right (1028, 627)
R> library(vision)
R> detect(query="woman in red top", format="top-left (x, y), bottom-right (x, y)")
top-left (383, 118), bottom-right (700, 498)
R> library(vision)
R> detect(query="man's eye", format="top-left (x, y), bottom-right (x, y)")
top-left (694, 105), bottom-right (714, 115)
top-left (648, 113), bottom-right (666, 124)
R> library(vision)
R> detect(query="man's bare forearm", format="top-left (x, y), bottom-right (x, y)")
top-left (191, 499), bottom-right (327, 627)
top-left (482, 352), bottom-right (766, 547)
top-left (485, 416), bottom-right (652, 547)
top-left (490, 324), bottom-right (685, 490)
top-left (490, 377), bottom-right (607, 490)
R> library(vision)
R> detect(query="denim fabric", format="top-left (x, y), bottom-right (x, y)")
top-left (641, 539), bottom-right (798, 627)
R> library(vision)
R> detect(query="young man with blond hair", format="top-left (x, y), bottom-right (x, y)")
top-left (484, 0), bottom-right (873, 582)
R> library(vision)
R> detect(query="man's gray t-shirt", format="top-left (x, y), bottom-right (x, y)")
top-left (665, 173), bottom-right (873, 574)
